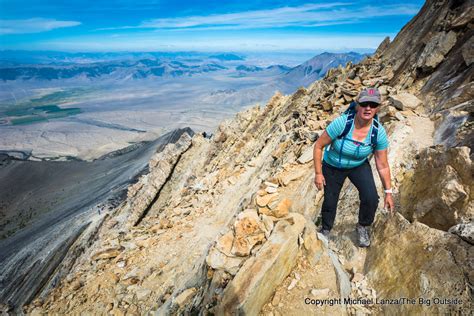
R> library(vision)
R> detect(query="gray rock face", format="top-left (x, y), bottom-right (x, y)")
top-left (416, 31), bottom-right (457, 70)
top-left (378, 0), bottom-right (471, 114)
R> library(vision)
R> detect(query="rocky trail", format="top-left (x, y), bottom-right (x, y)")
top-left (2, 0), bottom-right (472, 314)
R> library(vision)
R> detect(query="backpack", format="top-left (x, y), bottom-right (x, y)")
top-left (338, 101), bottom-right (379, 150)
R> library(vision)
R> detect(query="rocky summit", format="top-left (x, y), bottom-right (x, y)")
top-left (3, 0), bottom-right (472, 315)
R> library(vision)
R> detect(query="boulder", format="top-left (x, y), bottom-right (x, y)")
top-left (273, 198), bottom-right (292, 218)
top-left (231, 209), bottom-right (266, 256)
top-left (399, 146), bottom-right (472, 230)
top-left (365, 214), bottom-right (473, 315)
top-left (388, 93), bottom-right (422, 111)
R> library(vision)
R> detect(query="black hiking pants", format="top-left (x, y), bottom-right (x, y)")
top-left (321, 159), bottom-right (379, 231)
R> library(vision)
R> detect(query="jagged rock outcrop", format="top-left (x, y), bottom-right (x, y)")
top-left (20, 0), bottom-right (474, 315)
top-left (400, 145), bottom-right (472, 230)
top-left (365, 214), bottom-right (473, 315)
top-left (125, 132), bottom-right (193, 226)
top-left (217, 213), bottom-right (305, 315)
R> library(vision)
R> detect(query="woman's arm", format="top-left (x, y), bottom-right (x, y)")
top-left (313, 131), bottom-right (333, 190)
top-left (374, 149), bottom-right (395, 213)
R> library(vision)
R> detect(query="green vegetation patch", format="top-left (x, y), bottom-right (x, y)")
top-left (11, 115), bottom-right (48, 125)
top-left (0, 88), bottom-right (87, 126)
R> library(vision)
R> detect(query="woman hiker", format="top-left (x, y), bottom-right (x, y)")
top-left (312, 87), bottom-right (394, 247)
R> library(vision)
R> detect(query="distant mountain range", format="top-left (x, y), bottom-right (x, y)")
top-left (0, 59), bottom-right (229, 81)
top-left (0, 51), bottom-right (367, 83)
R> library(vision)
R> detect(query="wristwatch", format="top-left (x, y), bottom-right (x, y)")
top-left (384, 189), bottom-right (393, 194)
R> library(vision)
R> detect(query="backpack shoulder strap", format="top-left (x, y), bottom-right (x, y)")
top-left (338, 102), bottom-right (357, 139)
top-left (370, 114), bottom-right (379, 149)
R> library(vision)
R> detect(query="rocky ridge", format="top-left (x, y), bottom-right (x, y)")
top-left (12, 0), bottom-right (473, 315)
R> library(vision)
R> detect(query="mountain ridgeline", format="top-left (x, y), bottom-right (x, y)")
top-left (0, 52), bottom-right (365, 82)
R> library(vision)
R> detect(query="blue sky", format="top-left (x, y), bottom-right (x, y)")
top-left (0, 0), bottom-right (425, 52)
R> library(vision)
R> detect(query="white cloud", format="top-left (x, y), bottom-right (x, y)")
top-left (107, 2), bottom-right (419, 31)
top-left (34, 33), bottom-right (394, 52)
top-left (0, 18), bottom-right (81, 34)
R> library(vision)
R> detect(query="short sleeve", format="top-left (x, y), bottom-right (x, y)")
top-left (375, 125), bottom-right (389, 150)
top-left (325, 115), bottom-right (347, 140)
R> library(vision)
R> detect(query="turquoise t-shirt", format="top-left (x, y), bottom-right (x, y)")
top-left (323, 114), bottom-right (388, 169)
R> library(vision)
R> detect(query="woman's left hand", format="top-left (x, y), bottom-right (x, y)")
top-left (384, 193), bottom-right (395, 215)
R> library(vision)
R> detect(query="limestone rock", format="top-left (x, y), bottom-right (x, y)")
top-left (400, 146), bottom-right (472, 230)
top-left (91, 247), bottom-right (123, 261)
top-left (276, 168), bottom-right (306, 186)
top-left (265, 186), bottom-right (278, 194)
top-left (260, 215), bottom-right (274, 238)
top-left (389, 93), bottom-right (422, 111)
top-left (206, 247), bottom-right (244, 276)
top-left (346, 77), bottom-right (361, 86)
top-left (302, 222), bottom-right (324, 266)
top-left (264, 181), bottom-right (278, 188)
top-left (394, 111), bottom-right (405, 121)
top-left (365, 214), bottom-right (472, 315)
top-left (256, 193), bottom-right (279, 207)
top-left (351, 273), bottom-right (364, 283)
top-left (297, 145), bottom-right (314, 164)
top-left (125, 133), bottom-right (193, 227)
top-left (321, 101), bottom-right (333, 111)
top-left (273, 198), bottom-right (292, 218)
top-left (231, 209), bottom-right (266, 256)
top-left (174, 287), bottom-right (197, 307)
top-left (217, 213), bottom-right (306, 315)
top-left (234, 209), bottom-right (264, 237)
top-left (216, 231), bottom-right (235, 256)
top-left (136, 289), bottom-right (152, 301)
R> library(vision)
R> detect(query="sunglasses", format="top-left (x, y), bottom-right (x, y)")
top-left (359, 102), bottom-right (380, 109)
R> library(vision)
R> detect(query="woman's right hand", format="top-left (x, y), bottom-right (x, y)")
top-left (314, 173), bottom-right (326, 190)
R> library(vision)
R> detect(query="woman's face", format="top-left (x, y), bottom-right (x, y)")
top-left (356, 102), bottom-right (380, 121)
